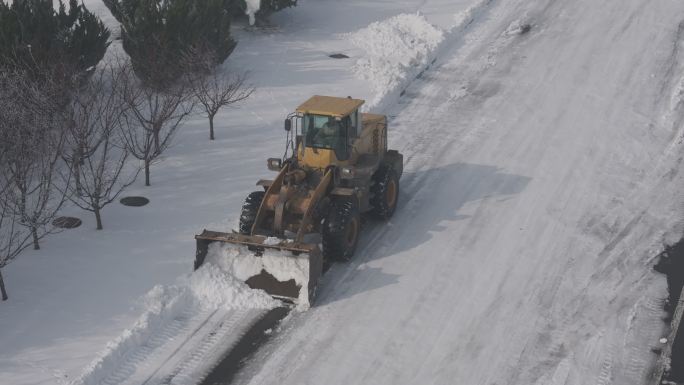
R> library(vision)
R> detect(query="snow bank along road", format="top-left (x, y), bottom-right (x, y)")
top-left (231, 1), bottom-right (684, 384)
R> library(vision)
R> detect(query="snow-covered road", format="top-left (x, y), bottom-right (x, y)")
top-left (233, 0), bottom-right (684, 384)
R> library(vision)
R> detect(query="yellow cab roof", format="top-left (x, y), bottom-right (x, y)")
top-left (296, 95), bottom-right (365, 118)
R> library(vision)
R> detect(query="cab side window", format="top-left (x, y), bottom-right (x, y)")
top-left (336, 117), bottom-right (350, 161)
top-left (348, 111), bottom-right (358, 138)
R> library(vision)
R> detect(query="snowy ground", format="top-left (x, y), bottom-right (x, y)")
top-left (2, 0), bottom-right (684, 384)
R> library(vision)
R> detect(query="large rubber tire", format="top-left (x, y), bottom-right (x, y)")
top-left (322, 198), bottom-right (361, 262)
top-left (239, 191), bottom-right (265, 235)
top-left (370, 165), bottom-right (399, 220)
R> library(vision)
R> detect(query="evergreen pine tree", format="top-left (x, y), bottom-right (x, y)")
top-left (0, 0), bottom-right (110, 79)
top-left (104, 0), bottom-right (236, 89)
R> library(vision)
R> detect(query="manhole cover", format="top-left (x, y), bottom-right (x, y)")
top-left (329, 53), bottom-right (349, 59)
top-left (120, 196), bottom-right (150, 207)
top-left (52, 216), bottom-right (82, 229)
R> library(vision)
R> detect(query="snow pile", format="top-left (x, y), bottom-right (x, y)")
top-left (245, 0), bottom-right (261, 26)
top-left (263, 236), bottom-right (282, 246)
top-left (206, 242), bottom-right (312, 309)
top-left (180, 262), bottom-right (277, 309)
top-left (347, 13), bottom-right (444, 109)
top-left (72, 263), bottom-right (276, 385)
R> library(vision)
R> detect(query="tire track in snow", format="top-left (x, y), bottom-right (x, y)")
top-left (138, 308), bottom-right (225, 385)
top-left (87, 307), bottom-right (218, 385)
top-left (619, 296), bottom-right (668, 383)
top-left (595, 342), bottom-right (614, 385)
top-left (154, 309), bottom-right (251, 385)
top-left (95, 307), bottom-right (269, 385)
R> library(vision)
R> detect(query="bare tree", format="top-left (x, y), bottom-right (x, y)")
top-left (183, 46), bottom-right (254, 141)
top-left (192, 70), bottom-right (254, 140)
top-left (0, 67), bottom-right (68, 251)
top-left (0, 67), bottom-right (69, 301)
top-left (0, 133), bottom-right (32, 301)
top-left (0, 194), bottom-right (34, 301)
top-left (62, 79), bottom-right (106, 197)
top-left (0, 181), bottom-right (35, 301)
top-left (118, 64), bottom-right (195, 186)
top-left (61, 65), bottom-right (139, 229)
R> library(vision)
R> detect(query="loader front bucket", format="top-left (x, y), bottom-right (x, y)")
top-left (194, 230), bottom-right (322, 307)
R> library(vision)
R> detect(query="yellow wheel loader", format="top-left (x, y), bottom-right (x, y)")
top-left (194, 96), bottom-right (403, 306)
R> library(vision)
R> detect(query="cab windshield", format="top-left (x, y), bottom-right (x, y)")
top-left (303, 114), bottom-right (345, 150)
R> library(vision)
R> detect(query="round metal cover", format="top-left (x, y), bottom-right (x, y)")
top-left (52, 216), bottom-right (82, 229)
top-left (120, 196), bottom-right (150, 207)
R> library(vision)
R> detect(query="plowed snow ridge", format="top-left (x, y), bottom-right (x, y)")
top-left (72, 264), bottom-right (276, 385)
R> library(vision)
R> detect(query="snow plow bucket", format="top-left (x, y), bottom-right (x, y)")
top-left (194, 230), bottom-right (323, 307)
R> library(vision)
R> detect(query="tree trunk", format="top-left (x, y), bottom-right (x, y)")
top-left (209, 115), bottom-right (215, 140)
top-left (32, 227), bottom-right (40, 250)
top-left (74, 160), bottom-right (82, 197)
top-left (0, 269), bottom-right (8, 301)
top-left (145, 158), bottom-right (151, 186)
top-left (153, 126), bottom-right (161, 153)
top-left (94, 207), bottom-right (103, 230)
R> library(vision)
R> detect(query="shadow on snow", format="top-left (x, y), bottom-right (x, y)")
top-left (316, 161), bottom-right (532, 306)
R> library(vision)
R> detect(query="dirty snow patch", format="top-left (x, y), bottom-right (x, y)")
top-left (347, 13), bottom-right (444, 109)
top-left (503, 19), bottom-right (532, 36)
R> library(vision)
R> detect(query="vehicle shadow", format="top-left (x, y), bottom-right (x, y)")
top-left (317, 161), bottom-right (532, 306)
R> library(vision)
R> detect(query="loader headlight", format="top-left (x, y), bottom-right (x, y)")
top-left (267, 158), bottom-right (282, 171)
top-left (340, 167), bottom-right (355, 179)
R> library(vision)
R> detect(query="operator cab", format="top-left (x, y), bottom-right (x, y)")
top-left (290, 95), bottom-right (364, 167)
top-left (302, 114), bottom-right (357, 155)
